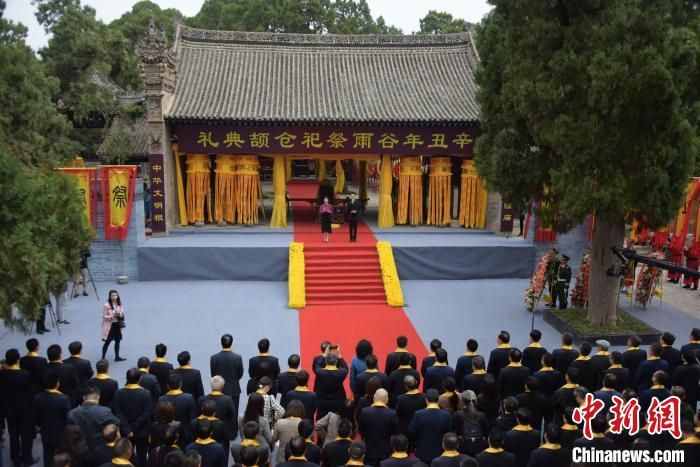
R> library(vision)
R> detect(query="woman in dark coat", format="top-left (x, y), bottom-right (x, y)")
top-left (319, 197), bottom-right (333, 242)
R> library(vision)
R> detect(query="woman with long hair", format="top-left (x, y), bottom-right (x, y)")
top-left (101, 289), bottom-right (126, 361)
top-left (240, 393), bottom-right (272, 450)
top-left (455, 391), bottom-right (489, 456)
top-left (319, 197), bottom-right (333, 242)
top-left (272, 400), bottom-right (304, 463)
top-left (350, 339), bottom-right (373, 397)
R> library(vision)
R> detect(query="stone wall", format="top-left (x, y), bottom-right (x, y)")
top-left (88, 179), bottom-right (145, 282)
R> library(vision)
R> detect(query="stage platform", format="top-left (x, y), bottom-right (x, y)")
top-left (137, 227), bottom-right (535, 281)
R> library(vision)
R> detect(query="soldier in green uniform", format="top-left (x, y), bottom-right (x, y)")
top-left (545, 248), bottom-right (560, 306)
top-left (552, 255), bottom-right (572, 309)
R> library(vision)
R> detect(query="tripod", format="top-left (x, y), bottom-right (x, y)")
top-left (45, 301), bottom-right (61, 336)
top-left (71, 264), bottom-right (100, 302)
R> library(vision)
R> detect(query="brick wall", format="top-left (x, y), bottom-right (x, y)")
top-left (88, 179), bottom-right (145, 282)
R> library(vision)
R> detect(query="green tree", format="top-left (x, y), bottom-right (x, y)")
top-left (419, 10), bottom-right (470, 34)
top-left (475, 0), bottom-right (699, 325)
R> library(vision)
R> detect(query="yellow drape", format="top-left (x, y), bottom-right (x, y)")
top-left (675, 181), bottom-right (696, 237)
top-left (427, 157), bottom-right (452, 226)
top-left (359, 161), bottom-right (368, 202)
top-left (172, 145), bottom-right (188, 226)
top-left (235, 155), bottom-right (260, 225)
top-left (214, 155), bottom-right (237, 224)
top-left (317, 159), bottom-right (326, 182)
top-left (397, 156), bottom-right (423, 225)
top-left (286, 157), bottom-right (292, 182)
top-left (459, 160), bottom-right (488, 229)
top-left (186, 154), bottom-right (211, 224)
top-left (378, 154), bottom-right (395, 228)
top-left (270, 156), bottom-right (288, 227)
top-left (334, 160), bottom-right (345, 193)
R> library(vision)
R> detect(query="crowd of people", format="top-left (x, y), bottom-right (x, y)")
top-left (2, 329), bottom-right (700, 467)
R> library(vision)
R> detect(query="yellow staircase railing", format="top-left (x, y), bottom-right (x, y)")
top-left (376, 241), bottom-right (404, 307)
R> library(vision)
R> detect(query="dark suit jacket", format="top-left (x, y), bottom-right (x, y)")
top-left (248, 355), bottom-right (281, 392)
top-left (358, 405), bottom-right (398, 462)
top-left (487, 347), bottom-right (515, 378)
top-left (46, 361), bottom-right (81, 406)
top-left (139, 371), bottom-right (161, 403)
top-left (175, 367), bottom-right (205, 402)
top-left (199, 393), bottom-right (238, 440)
top-left (420, 355), bottom-right (437, 380)
top-left (20, 354), bottom-right (48, 396)
top-left (551, 348), bottom-right (579, 374)
top-left (408, 407), bottom-right (452, 462)
top-left (533, 368), bottom-right (564, 397)
top-left (113, 386), bottom-right (153, 437)
top-left (282, 389), bottom-right (318, 420)
top-left (622, 348), bottom-right (648, 380)
top-left (315, 368), bottom-right (348, 401)
top-left (497, 364), bottom-right (530, 398)
top-left (522, 345), bottom-right (547, 373)
top-left (589, 354), bottom-right (612, 390)
top-left (462, 371), bottom-right (488, 396)
top-left (210, 350), bottom-right (244, 396)
top-left (0, 368), bottom-right (33, 414)
top-left (605, 366), bottom-right (630, 392)
top-left (185, 441), bottom-right (226, 467)
top-left (65, 356), bottom-right (94, 387)
top-left (385, 351), bottom-right (417, 376)
top-left (159, 392), bottom-right (198, 445)
top-left (395, 392), bottom-right (426, 434)
top-left (635, 358), bottom-right (669, 391)
top-left (277, 370), bottom-right (300, 398)
top-left (321, 439), bottom-right (352, 467)
top-left (455, 354), bottom-right (480, 391)
top-left (149, 360), bottom-right (174, 394)
top-left (424, 365), bottom-right (455, 393)
top-left (355, 370), bottom-right (389, 399)
top-left (660, 346), bottom-right (682, 374)
top-left (33, 390), bottom-right (72, 447)
top-left (388, 367), bottom-right (421, 406)
top-left (88, 376), bottom-right (119, 408)
top-left (568, 358), bottom-right (595, 390)
top-left (672, 363), bottom-right (700, 409)
top-left (430, 454), bottom-right (473, 467)
top-left (504, 427), bottom-right (540, 467)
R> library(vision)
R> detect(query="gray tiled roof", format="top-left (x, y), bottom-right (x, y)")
top-left (166, 26), bottom-right (480, 125)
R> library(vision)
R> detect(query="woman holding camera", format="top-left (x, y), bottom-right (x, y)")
top-left (101, 289), bottom-right (126, 361)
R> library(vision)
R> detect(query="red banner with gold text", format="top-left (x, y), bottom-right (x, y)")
top-left (101, 166), bottom-right (138, 240)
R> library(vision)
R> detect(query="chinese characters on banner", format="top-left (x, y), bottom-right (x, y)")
top-left (56, 168), bottom-right (97, 228)
top-left (102, 166), bottom-right (138, 240)
top-left (175, 126), bottom-right (478, 157)
top-left (149, 154), bottom-right (166, 234)
top-left (573, 394), bottom-right (682, 441)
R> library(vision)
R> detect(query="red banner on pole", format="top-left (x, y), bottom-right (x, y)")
top-left (101, 166), bottom-right (138, 240)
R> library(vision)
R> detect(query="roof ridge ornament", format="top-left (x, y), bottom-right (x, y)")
top-left (137, 18), bottom-right (176, 66)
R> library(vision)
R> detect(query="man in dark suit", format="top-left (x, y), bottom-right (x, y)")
top-left (200, 375), bottom-right (237, 462)
top-left (150, 343), bottom-right (174, 395)
top-left (424, 348), bottom-right (455, 393)
top-left (431, 432), bottom-right (473, 467)
top-left (636, 343), bottom-right (670, 391)
top-left (346, 193), bottom-right (363, 242)
top-left (660, 332), bottom-right (682, 374)
top-left (680, 328), bottom-right (700, 356)
top-left (462, 356), bottom-right (488, 395)
top-left (175, 351), bottom-right (205, 402)
top-left (282, 370), bottom-right (317, 419)
top-left (33, 372), bottom-right (71, 467)
top-left (455, 339), bottom-right (480, 391)
top-left (515, 377), bottom-right (548, 426)
top-left (321, 418), bottom-right (353, 467)
top-left (187, 418), bottom-right (226, 467)
top-left (605, 351), bottom-right (630, 392)
top-left (552, 368), bottom-right (579, 422)
top-left (475, 429), bottom-right (516, 467)
top-left (498, 349), bottom-right (531, 398)
top-left (503, 409), bottom-right (540, 467)
top-left (379, 435), bottom-right (414, 467)
top-left (522, 329), bottom-right (547, 373)
top-left (408, 389), bottom-right (452, 463)
top-left (358, 388), bottom-right (398, 466)
top-left (88, 359), bottom-right (119, 408)
top-left (113, 368), bottom-right (153, 467)
top-left (314, 355), bottom-right (348, 419)
top-left (568, 342), bottom-right (595, 391)
top-left (421, 339), bottom-right (443, 380)
top-left (388, 353), bottom-right (421, 407)
top-left (65, 341), bottom-right (94, 388)
top-left (395, 375), bottom-right (426, 436)
top-left (137, 357), bottom-right (161, 403)
top-left (487, 331), bottom-right (514, 378)
top-left (278, 354), bottom-right (301, 400)
top-left (279, 436), bottom-right (319, 467)
top-left (67, 384), bottom-right (120, 451)
top-left (526, 423), bottom-right (569, 467)
top-left (46, 344), bottom-right (81, 406)
top-left (1, 349), bottom-right (34, 467)
top-left (672, 349), bottom-right (700, 410)
top-left (159, 373), bottom-right (198, 446)
top-left (533, 353), bottom-right (564, 398)
top-left (248, 338), bottom-right (281, 395)
top-left (355, 354), bottom-right (389, 400)
top-left (230, 422), bottom-right (270, 466)
top-left (20, 338), bottom-right (47, 397)
top-left (210, 333), bottom-right (244, 416)
top-left (589, 340), bottom-right (612, 391)
top-left (623, 335), bottom-right (647, 381)
top-left (551, 333), bottom-right (579, 374)
top-left (345, 442), bottom-right (367, 467)
top-left (385, 336), bottom-right (417, 376)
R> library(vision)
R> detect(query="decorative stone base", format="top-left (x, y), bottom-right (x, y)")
top-left (543, 309), bottom-right (661, 346)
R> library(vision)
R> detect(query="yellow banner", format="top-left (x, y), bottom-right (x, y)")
top-left (108, 169), bottom-right (131, 228)
top-left (57, 168), bottom-right (94, 227)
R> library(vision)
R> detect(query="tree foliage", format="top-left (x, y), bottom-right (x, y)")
top-left (475, 0), bottom-right (699, 324)
top-left (419, 10), bottom-right (470, 34)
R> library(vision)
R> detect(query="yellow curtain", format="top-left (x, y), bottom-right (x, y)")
top-left (378, 154), bottom-right (395, 228)
top-left (186, 154), bottom-right (212, 224)
top-left (234, 155), bottom-right (260, 225)
top-left (459, 160), bottom-right (488, 229)
top-left (675, 180), bottom-right (696, 237)
top-left (397, 156), bottom-right (423, 225)
top-left (334, 160), bottom-right (345, 193)
top-left (270, 156), bottom-right (288, 227)
top-left (427, 157), bottom-right (452, 226)
top-left (286, 157), bottom-right (292, 182)
top-left (359, 161), bottom-right (368, 202)
top-left (317, 159), bottom-right (326, 182)
top-left (214, 155), bottom-right (237, 224)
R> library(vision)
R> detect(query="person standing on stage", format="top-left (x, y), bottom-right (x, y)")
top-left (551, 255), bottom-right (572, 309)
top-left (683, 235), bottom-right (699, 290)
top-left (101, 290), bottom-right (126, 362)
top-left (346, 193), bottom-right (362, 242)
top-left (319, 197), bottom-right (333, 243)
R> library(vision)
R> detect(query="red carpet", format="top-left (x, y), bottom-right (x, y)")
top-left (291, 189), bottom-right (428, 383)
